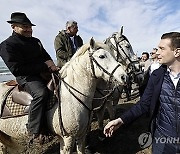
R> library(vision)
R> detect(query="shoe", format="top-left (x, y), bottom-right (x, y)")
top-left (38, 134), bottom-right (54, 144)
top-left (28, 133), bottom-right (54, 146)
top-left (28, 134), bottom-right (43, 146)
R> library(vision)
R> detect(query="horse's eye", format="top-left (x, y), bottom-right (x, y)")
top-left (96, 47), bottom-right (102, 50)
top-left (126, 44), bottom-right (130, 48)
top-left (99, 55), bottom-right (105, 59)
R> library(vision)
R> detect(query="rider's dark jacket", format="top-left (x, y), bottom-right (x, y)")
top-left (0, 31), bottom-right (52, 85)
top-left (121, 65), bottom-right (180, 137)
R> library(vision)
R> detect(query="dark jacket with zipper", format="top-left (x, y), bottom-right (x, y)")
top-left (0, 31), bottom-right (52, 85)
top-left (156, 72), bottom-right (180, 137)
top-left (120, 65), bottom-right (180, 136)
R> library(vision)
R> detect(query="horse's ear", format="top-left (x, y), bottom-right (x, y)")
top-left (120, 26), bottom-right (123, 35)
top-left (117, 26), bottom-right (123, 38)
top-left (90, 37), bottom-right (95, 49)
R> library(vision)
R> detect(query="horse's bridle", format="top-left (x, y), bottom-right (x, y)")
top-left (105, 34), bottom-right (141, 73)
top-left (88, 48), bottom-right (121, 83)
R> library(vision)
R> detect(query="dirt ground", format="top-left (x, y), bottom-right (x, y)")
top-left (84, 90), bottom-right (152, 154)
top-left (1, 88), bottom-right (152, 154)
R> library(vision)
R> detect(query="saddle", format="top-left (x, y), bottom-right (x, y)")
top-left (0, 79), bottom-right (58, 119)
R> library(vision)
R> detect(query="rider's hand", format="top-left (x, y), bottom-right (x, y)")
top-left (45, 60), bottom-right (59, 72)
top-left (45, 60), bottom-right (54, 67)
top-left (49, 65), bottom-right (59, 72)
top-left (103, 118), bottom-right (124, 137)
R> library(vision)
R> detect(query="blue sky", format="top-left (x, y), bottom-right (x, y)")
top-left (0, 0), bottom-right (180, 61)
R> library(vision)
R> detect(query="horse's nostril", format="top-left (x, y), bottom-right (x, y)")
top-left (121, 75), bottom-right (126, 82)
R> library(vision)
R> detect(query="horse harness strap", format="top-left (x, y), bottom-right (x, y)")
top-left (89, 53), bottom-right (121, 81)
top-left (113, 35), bottom-right (133, 63)
top-left (61, 78), bottom-right (93, 135)
top-left (51, 73), bottom-right (67, 136)
top-left (61, 78), bottom-right (92, 112)
top-left (105, 37), bottom-right (123, 62)
top-left (106, 35), bottom-right (142, 78)
top-left (52, 73), bottom-right (93, 136)
top-left (89, 50), bottom-right (98, 79)
top-left (93, 88), bottom-right (115, 100)
top-left (93, 87), bottom-right (116, 111)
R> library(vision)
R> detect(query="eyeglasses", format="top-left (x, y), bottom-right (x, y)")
top-left (153, 48), bottom-right (158, 51)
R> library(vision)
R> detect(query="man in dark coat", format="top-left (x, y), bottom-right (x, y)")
top-left (54, 20), bottom-right (83, 68)
top-left (104, 32), bottom-right (180, 153)
top-left (0, 12), bottom-right (59, 144)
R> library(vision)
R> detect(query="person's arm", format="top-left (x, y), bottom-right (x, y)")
top-left (120, 75), bottom-right (154, 124)
top-left (45, 60), bottom-right (59, 72)
top-left (36, 39), bottom-right (59, 72)
top-left (103, 118), bottom-right (124, 137)
top-left (104, 74), bottom-right (155, 137)
top-left (54, 34), bottom-right (70, 60)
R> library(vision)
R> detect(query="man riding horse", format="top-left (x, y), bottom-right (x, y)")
top-left (0, 12), bottom-right (59, 145)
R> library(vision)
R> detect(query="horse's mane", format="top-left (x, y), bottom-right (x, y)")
top-left (59, 41), bottom-right (111, 78)
top-left (59, 43), bottom-right (89, 78)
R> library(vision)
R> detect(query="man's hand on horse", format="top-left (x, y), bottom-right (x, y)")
top-left (49, 65), bottom-right (60, 72)
top-left (45, 60), bottom-right (59, 72)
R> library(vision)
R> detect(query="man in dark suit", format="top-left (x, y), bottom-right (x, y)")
top-left (104, 32), bottom-right (180, 153)
top-left (0, 12), bottom-right (59, 144)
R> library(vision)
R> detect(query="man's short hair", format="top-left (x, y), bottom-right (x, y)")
top-left (161, 32), bottom-right (180, 50)
top-left (142, 52), bottom-right (149, 59)
top-left (66, 20), bottom-right (77, 29)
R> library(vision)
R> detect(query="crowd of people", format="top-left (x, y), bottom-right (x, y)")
top-left (0, 12), bottom-right (180, 153)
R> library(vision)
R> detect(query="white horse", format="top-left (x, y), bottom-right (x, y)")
top-left (92, 27), bottom-right (143, 130)
top-left (0, 38), bottom-right (127, 154)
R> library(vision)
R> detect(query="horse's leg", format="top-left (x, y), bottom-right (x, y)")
top-left (96, 103), bottom-right (106, 130)
top-left (59, 136), bottom-right (75, 154)
top-left (76, 136), bottom-right (86, 154)
top-left (106, 101), bottom-right (115, 120)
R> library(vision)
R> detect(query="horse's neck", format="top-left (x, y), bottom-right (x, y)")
top-left (64, 72), bottom-right (96, 98)
top-left (62, 54), bottom-right (97, 106)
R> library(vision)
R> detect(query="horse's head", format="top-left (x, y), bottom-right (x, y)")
top-left (104, 27), bottom-right (144, 84)
top-left (88, 38), bottom-right (127, 85)
top-left (104, 26), bottom-right (135, 65)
